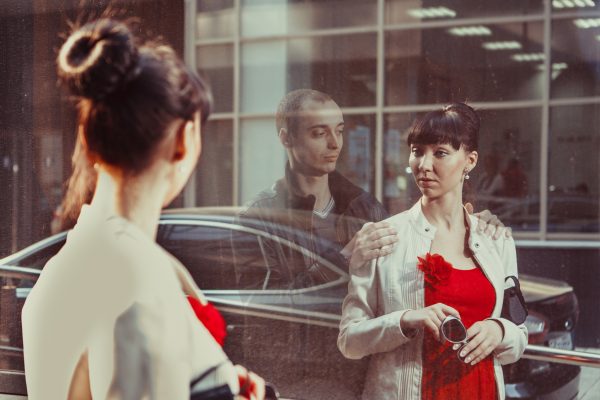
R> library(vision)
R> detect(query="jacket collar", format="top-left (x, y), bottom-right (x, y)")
top-left (276, 163), bottom-right (365, 214)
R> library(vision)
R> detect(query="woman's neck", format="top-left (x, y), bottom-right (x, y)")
top-left (420, 191), bottom-right (465, 231)
top-left (290, 170), bottom-right (332, 211)
top-left (91, 167), bottom-right (168, 239)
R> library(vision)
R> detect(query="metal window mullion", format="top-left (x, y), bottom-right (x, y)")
top-left (183, 0), bottom-right (197, 207)
top-left (233, 0), bottom-right (241, 206)
top-left (375, 0), bottom-right (385, 202)
top-left (383, 100), bottom-right (545, 113)
top-left (540, 0), bottom-right (552, 240)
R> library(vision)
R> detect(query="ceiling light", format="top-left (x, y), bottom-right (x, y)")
top-left (408, 7), bottom-right (456, 19)
top-left (536, 62), bottom-right (569, 71)
top-left (553, 0), bottom-right (596, 8)
top-left (482, 41), bottom-right (522, 50)
top-left (574, 18), bottom-right (600, 29)
top-left (447, 26), bottom-right (492, 37)
top-left (512, 53), bottom-right (545, 62)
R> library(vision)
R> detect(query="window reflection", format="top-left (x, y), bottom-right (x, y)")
top-left (241, 0), bottom-right (377, 37)
top-left (196, 44), bottom-right (234, 113)
top-left (196, 0), bottom-right (235, 40)
top-left (196, 120), bottom-right (234, 206)
top-left (548, 104), bottom-right (600, 233)
top-left (385, 0), bottom-right (543, 25)
top-left (241, 34), bottom-right (377, 113)
top-left (385, 22), bottom-right (545, 105)
top-left (239, 118), bottom-right (286, 204)
top-left (336, 114), bottom-right (376, 194)
top-left (550, 18), bottom-right (600, 98)
top-left (384, 108), bottom-right (542, 231)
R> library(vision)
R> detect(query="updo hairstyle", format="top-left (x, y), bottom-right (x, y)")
top-left (57, 18), bottom-right (212, 173)
top-left (407, 102), bottom-right (480, 152)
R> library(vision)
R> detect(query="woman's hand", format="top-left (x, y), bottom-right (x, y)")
top-left (454, 320), bottom-right (503, 365)
top-left (343, 221), bottom-right (399, 268)
top-left (400, 303), bottom-right (460, 340)
top-left (235, 365), bottom-right (265, 400)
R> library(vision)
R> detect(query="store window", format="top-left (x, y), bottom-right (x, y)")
top-left (385, 21), bottom-right (545, 105)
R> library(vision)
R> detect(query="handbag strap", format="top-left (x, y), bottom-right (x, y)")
top-left (505, 275), bottom-right (520, 289)
top-left (190, 361), bottom-right (228, 389)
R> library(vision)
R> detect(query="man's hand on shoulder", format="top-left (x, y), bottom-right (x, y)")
top-left (465, 202), bottom-right (512, 240)
top-left (342, 221), bottom-right (399, 268)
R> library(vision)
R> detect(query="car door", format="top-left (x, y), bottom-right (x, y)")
top-left (157, 219), bottom-right (365, 399)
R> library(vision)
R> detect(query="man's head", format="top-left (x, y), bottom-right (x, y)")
top-left (276, 89), bottom-right (344, 176)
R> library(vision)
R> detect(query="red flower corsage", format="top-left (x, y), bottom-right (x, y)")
top-left (417, 253), bottom-right (452, 288)
top-left (187, 295), bottom-right (227, 346)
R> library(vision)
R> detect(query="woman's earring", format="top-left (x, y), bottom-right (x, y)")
top-left (464, 170), bottom-right (470, 180)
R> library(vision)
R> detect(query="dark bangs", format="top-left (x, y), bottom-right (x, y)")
top-left (407, 103), bottom-right (479, 151)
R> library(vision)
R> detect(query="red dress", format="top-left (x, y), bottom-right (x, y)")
top-left (420, 254), bottom-right (497, 400)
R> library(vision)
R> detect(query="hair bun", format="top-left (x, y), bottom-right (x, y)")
top-left (57, 19), bottom-right (139, 101)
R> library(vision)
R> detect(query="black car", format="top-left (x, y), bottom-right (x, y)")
top-left (0, 208), bottom-right (581, 399)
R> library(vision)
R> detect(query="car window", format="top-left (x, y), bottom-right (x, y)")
top-left (159, 224), bottom-right (271, 290)
top-left (158, 223), bottom-right (342, 290)
top-left (12, 240), bottom-right (65, 269)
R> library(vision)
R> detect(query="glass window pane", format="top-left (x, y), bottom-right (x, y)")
top-left (384, 108), bottom-right (541, 232)
top-left (239, 118), bottom-right (286, 204)
top-left (337, 114), bottom-right (376, 195)
top-left (550, 18), bottom-right (600, 98)
top-left (383, 112), bottom-right (419, 215)
top-left (196, 0), bottom-right (235, 40)
top-left (548, 104), bottom-right (600, 233)
top-left (386, 22), bottom-right (545, 105)
top-left (241, 0), bottom-right (377, 37)
top-left (241, 34), bottom-right (377, 113)
top-left (197, 44), bottom-right (233, 113)
top-left (476, 108), bottom-right (541, 232)
top-left (159, 225), bottom-right (267, 290)
top-left (551, 0), bottom-right (600, 15)
top-left (195, 120), bottom-right (233, 206)
top-left (385, 0), bottom-right (543, 25)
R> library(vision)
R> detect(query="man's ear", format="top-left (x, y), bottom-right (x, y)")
top-left (279, 128), bottom-right (292, 148)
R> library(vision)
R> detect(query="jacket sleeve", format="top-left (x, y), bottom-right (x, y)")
top-left (337, 257), bottom-right (414, 360)
top-left (490, 236), bottom-right (528, 365)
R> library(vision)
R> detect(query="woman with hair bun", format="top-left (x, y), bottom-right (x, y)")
top-left (338, 103), bottom-right (527, 399)
top-left (22, 19), bottom-right (264, 400)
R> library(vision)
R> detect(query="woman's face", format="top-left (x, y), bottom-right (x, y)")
top-left (409, 142), bottom-right (477, 199)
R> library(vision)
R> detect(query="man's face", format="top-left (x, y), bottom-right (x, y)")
top-left (287, 99), bottom-right (344, 177)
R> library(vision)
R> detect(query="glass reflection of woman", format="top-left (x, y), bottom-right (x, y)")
top-left (22, 19), bottom-right (264, 400)
top-left (338, 103), bottom-right (527, 400)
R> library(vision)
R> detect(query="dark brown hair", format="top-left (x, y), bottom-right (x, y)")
top-left (407, 102), bottom-right (479, 152)
top-left (57, 18), bottom-right (212, 173)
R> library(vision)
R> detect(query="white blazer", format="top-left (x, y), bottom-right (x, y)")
top-left (337, 201), bottom-right (528, 400)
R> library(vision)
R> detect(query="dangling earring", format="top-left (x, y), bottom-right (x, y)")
top-left (464, 169), bottom-right (470, 180)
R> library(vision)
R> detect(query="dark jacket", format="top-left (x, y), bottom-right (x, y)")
top-left (238, 166), bottom-right (388, 288)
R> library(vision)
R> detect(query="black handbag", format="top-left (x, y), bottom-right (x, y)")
top-left (501, 276), bottom-right (528, 325)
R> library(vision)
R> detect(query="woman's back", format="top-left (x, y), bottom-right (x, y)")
top-left (22, 203), bottom-right (233, 399)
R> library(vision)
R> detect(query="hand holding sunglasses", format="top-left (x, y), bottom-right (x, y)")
top-left (439, 316), bottom-right (503, 365)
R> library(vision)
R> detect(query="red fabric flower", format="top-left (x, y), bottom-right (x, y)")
top-left (187, 295), bottom-right (227, 346)
top-left (417, 253), bottom-right (452, 288)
